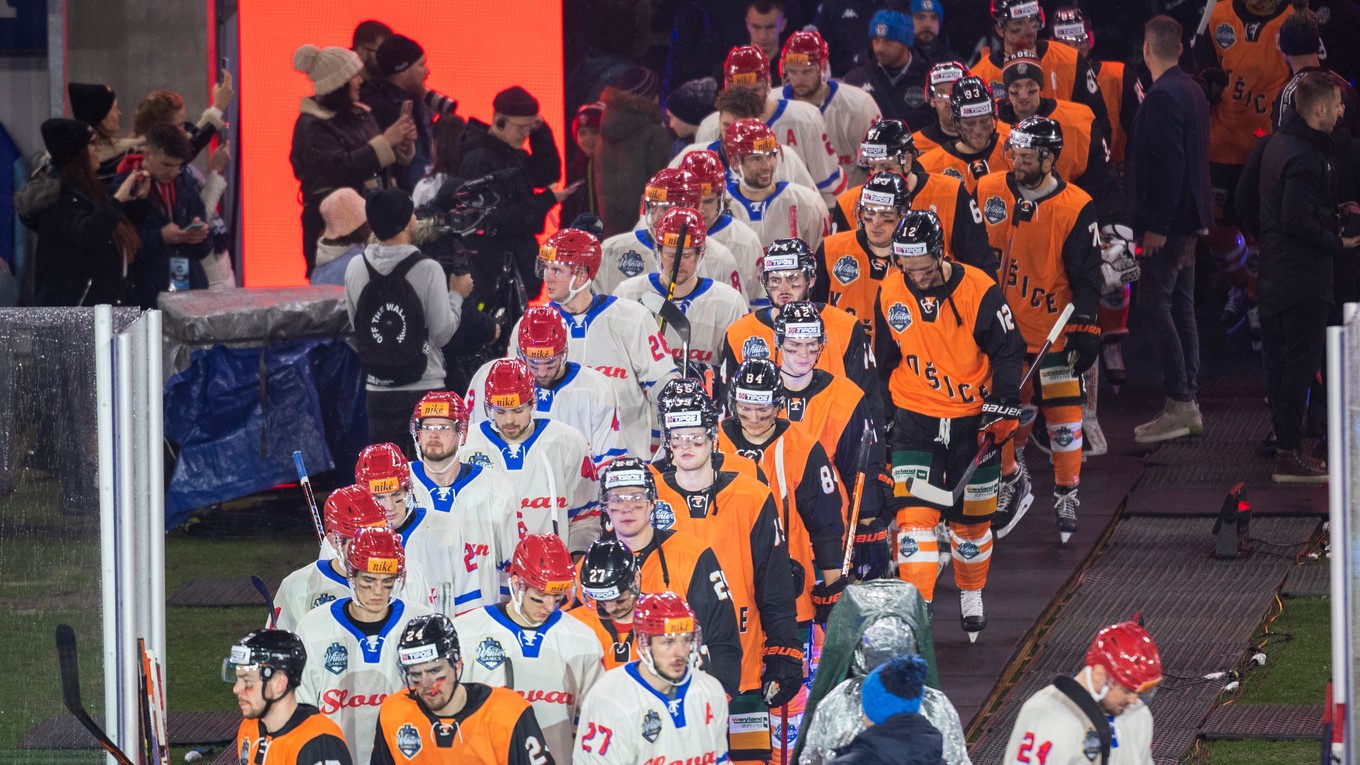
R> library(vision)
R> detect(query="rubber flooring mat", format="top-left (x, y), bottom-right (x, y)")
top-left (1201, 704), bottom-right (1325, 740)
top-left (23, 710), bottom-right (241, 748)
top-left (168, 576), bottom-right (281, 607)
top-left (1283, 563), bottom-right (1332, 598)
top-left (967, 516), bottom-right (1318, 765)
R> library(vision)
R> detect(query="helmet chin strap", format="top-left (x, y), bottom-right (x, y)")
top-left (563, 271), bottom-right (592, 304)
top-left (508, 580), bottom-right (548, 627)
top-left (1083, 666), bottom-right (1111, 702)
top-left (640, 641), bottom-right (692, 688)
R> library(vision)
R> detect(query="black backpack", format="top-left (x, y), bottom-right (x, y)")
top-left (354, 252), bottom-right (430, 386)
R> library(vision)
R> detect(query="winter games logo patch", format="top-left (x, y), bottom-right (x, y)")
top-left (957, 541), bottom-right (981, 560)
top-left (396, 723), bottom-right (422, 758)
top-left (324, 643), bottom-right (348, 675)
top-left (642, 710), bottom-right (663, 743)
top-left (619, 250), bottom-right (645, 278)
top-left (897, 533), bottom-right (919, 558)
top-left (466, 452), bottom-right (492, 468)
top-left (1214, 23), bottom-right (1236, 49)
top-left (476, 637), bottom-right (507, 671)
top-left (984, 196), bottom-right (1008, 225)
top-left (887, 303), bottom-right (913, 332)
top-left (652, 500), bottom-right (676, 529)
top-left (833, 254), bottom-right (860, 284)
top-left (743, 335), bottom-right (771, 359)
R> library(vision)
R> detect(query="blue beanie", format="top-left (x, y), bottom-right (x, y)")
top-left (861, 655), bottom-right (928, 724)
top-left (912, 0), bottom-right (944, 23)
top-left (869, 10), bottom-right (914, 47)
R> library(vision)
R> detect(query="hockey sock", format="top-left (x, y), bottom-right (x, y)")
top-left (1097, 284), bottom-right (1129, 338)
top-left (895, 506), bottom-right (943, 602)
top-left (950, 521), bottom-right (993, 591)
top-left (1046, 404), bottom-right (1083, 486)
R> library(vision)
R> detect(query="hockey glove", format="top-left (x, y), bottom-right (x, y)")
top-left (851, 513), bottom-right (893, 581)
top-left (761, 646), bottom-right (806, 708)
top-left (978, 395), bottom-right (1022, 448)
top-left (1099, 224), bottom-right (1141, 290)
top-left (1064, 317), bottom-right (1102, 374)
top-left (1197, 67), bottom-right (1228, 105)
top-left (810, 576), bottom-right (848, 625)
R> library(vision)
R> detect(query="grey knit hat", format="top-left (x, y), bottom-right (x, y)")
top-left (293, 44), bottom-right (363, 96)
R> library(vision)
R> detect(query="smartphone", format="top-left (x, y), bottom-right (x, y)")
top-left (184, 221), bottom-right (208, 231)
top-left (401, 100), bottom-right (414, 118)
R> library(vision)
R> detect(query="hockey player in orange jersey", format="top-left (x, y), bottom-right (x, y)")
top-left (918, 76), bottom-right (1012, 195)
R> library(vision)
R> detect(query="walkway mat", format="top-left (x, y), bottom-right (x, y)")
top-left (1201, 704), bottom-right (1326, 741)
top-left (1282, 563), bottom-right (1331, 598)
top-left (23, 710), bottom-right (240, 748)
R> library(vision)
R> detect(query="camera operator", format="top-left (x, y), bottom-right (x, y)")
top-left (459, 86), bottom-right (576, 326)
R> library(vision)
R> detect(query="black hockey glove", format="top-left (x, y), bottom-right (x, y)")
top-left (1197, 67), bottom-right (1228, 105)
top-left (978, 395), bottom-right (1022, 448)
top-left (1064, 317), bottom-right (1102, 374)
top-left (810, 576), bottom-right (848, 625)
top-left (761, 645), bottom-right (806, 708)
top-left (851, 513), bottom-right (892, 581)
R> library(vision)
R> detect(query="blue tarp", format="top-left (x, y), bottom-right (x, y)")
top-left (162, 339), bottom-right (367, 529)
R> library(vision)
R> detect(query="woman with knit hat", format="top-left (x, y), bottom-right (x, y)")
top-left (69, 82), bottom-right (144, 183)
top-left (290, 43), bottom-right (416, 276)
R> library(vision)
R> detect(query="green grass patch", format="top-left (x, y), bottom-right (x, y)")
top-left (1203, 739), bottom-right (1323, 765)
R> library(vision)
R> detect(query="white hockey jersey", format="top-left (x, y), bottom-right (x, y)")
top-left (467, 360), bottom-right (625, 468)
top-left (669, 139), bottom-right (819, 199)
top-left (295, 597), bottom-right (432, 765)
top-left (574, 662), bottom-right (729, 765)
top-left (511, 297), bottom-right (680, 459)
top-left (409, 461), bottom-right (520, 606)
top-left (707, 212), bottom-right (768, 308)
top-left (456, 605), bottom-right (606, 764)
top-left (1003, 684), bottom-right (1154, 765)
top-left (460, 419), bottom-right (602, 556)
top-left (727, 180), bottom-right (830, 252)
top-left (779, 81), bottom-right (881, 188)
top-left (614, 274), bottom-right (748, 381)
top-left (394, 505), bottom-right (483, 616)
top-left (596, 227), bottom-right (747, 303)
top-left (273, 559), bottom-right (434, 632)
top-left (697, 98), bottom-right (846, 205)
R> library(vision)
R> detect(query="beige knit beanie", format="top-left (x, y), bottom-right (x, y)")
top-left (292, 44), bottom-right (363, 97)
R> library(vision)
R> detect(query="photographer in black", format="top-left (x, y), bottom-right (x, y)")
top-left (459, 86), bottom-right (577, 331)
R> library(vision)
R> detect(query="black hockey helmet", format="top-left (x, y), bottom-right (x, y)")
top-left (760, 238), bottom-right (818, 286)
top-left (225, 629), bottom-right (307, 691)
top-left (857, 119), bottom-right (917, 169)
top-left (992, 0), bottom-right (1045, 27)
top-left (774, 300), bottom-right (826, 345)
top-left (579, 539), bottom-right (641, 602)
top-left (857, 171), bottom-right (913, 219)
top-left (891, 210), bottom-right (947, 266)
top-left (950, 76), bottom-right (996, 124)
top-left (1051, 6), bottom-right (1090, 45)
top-left (729, 357), bottom-right (785, 411)
top-left (1007, 115), bottom-right (1064, 162)
top-left (398, 613), bottom-right (461, 671)
top-left (658, 380), bottom-right (719, 438)
top-left (599, 456), bottom-right (658, 504)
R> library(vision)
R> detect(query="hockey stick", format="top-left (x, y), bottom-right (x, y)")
top-left (292, 451), bottom-right (326, 545)
top-left (905, 304), bottom-right (1075, 507)
top-left (55, 625), bottom-right (138, 765)
top-left (251, 575), bottom-right (277, 628)
top-left (658, 222), bottom-right (689, 334)
top-left (138, 639), bottom-right (168, 765)
top-left (840, 424), bottom-right (878, 578)
top-left (639, 292), bottom-right (693, 378)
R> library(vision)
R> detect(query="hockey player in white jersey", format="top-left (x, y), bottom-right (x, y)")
top-left (614, 207), bottom-right (748, 382)
top-left (671, 120), bottom-right (820, 198)
top-left (1004, 621), bottom-right (1159, 765)
top-left (513, 228), bottom-right (678, 458)
top-left (456, 534), bottom-right (605, 763)
top-left (595, 168), bottom-right (749, 302)
top-left (778, 31), bottom-right (881, 188)
top-left (460, 358), bottom-right (601, 555)
top-left (573, 592), bottom-right (729, 765)
top-left (466, 306), bottom-right (624, 469)
top-left (680, 150), bottom-right (769, 306)
top-left (407, 391), bottom-right (519, 607)
top-left (295, 526), bottom-right (432, 765)
top-left (724, 119), bottom-right (829, 253)
top-left (695, 45), bottom-right (845, 206)
top-left (356, 442), bottom-right (482, 616)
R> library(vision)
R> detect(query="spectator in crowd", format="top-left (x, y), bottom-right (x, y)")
top-left (130, 74), bottom-right (235, 163)
top-left (843, 9), bottom-right (932, 129)
top-left (1127, 16), bottom-right (1211, 445)
top-left (412, 113), bottom-right (467, 208)
top-left (810, 0), bottom-right (877, 76)
top-left (666, 78), bottom-right (718, 157)
top-left (69, 82), bottom-right (142, 183)
top-left (311, 188), bottom-right (370, 286)
top-left (290, 43), bottom-right (416, 276)
top-left (344, 189), bottom-right (473, 449)
top-left (911, 0), bottom-right (959, 65)
top-left (1272, 8), bottom-right (1360, 141)
top-left (20, 119), bottom-right (149, 306)
top-left (122, 124), bottom-right (214, 308)
top-left (351, 19), bottom-right (392, 82)
top-left (827, 656), bottom-right (942, 765)
top-left (459, 85), bottom-right (569, 317)
top-left (561, 101), bottom-right (604, 225)
top-left (594, 66), bottom-right (672, 236)
top-left (747, 0), bottom-right (788, 85)
top-left (362, 34), bottom-right (456, 192)
top-left (1258, 72), bottom-right (1360, 483)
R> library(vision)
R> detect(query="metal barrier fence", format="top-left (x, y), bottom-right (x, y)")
top-left (1328, 302), bottom-right (1358, 762)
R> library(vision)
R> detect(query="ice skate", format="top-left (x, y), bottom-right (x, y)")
top-left (992, 457), bottom-right (1033, 540)
top-left (960, 589), bottom-right (986, 642)
top-left (1054, 485), bottom-right (1079, 544)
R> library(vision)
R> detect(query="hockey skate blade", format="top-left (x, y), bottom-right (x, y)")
top-left (1060, 531), bottom-right (1073, 544)
top-left (993, 492), bottom-right (1034, 540)
top-left (968, 631), bottom-right (979, 644)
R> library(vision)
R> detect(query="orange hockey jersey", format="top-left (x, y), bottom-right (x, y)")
top-left (371, 684), bottom-right (551, 765)
top-left (971, 40), bottom-right (1109, 129)
top-left (917, 123), bottom-right (1012, 195)
top-left (234, 705), bottom-right (351, 765)
top-left (1205, 0), bottom-right (1291, 165)
top-left (720, 302), bottom-right (872, 395)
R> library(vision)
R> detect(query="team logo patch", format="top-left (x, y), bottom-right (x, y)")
top-left (310, 593), bottom-right (337, 610)
top-left (238, 740), bottom-right (249, 765)
top-left (642, 709), bottom-right (663, 742)
top-left (652, 500), bottom-right (676, 529)
top-left (619, 249), bottom-right (645, 278)
top-left (323, 643), bottom-right (348, 675)
top-left (984, 196), bottom-right (1008, 225)
top-left (919, 296), bottom-right (937, 315)
top-left (466, 452), bottom-right (492, 468)
top-left (476, 637), bottom-right (507, 671)
top-left (903, 88), bottom-right (927, 108)
top-left (1052, 425), bottom-right (1077, 448)
top-left (833, 255), bottom-right (861, 284)
top-left (1214, 23), bottom-right (1236, 50)
top-left (743, 335), bottom-right (771, 359)
top-left (1083, 729), bottom-right (1102, 761)
top-left (898, 533), bottom-right (919, 558)
top-left (396, 723), bottom-right (422, 758)
top-left (875, 22), bottom-right (889, 36)
top-left (887, 302), bottom-right (913, 332)
top-left (957, 541), bottom-right (981, 560)
top-left (942, 167), bottom-right (964, 181)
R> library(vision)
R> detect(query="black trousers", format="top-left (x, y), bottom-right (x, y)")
top-left (1260, 300), bottom-right (1330, 452)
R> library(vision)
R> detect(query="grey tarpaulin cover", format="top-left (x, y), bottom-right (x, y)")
top-left (792, 579), bottom-right (936, 763)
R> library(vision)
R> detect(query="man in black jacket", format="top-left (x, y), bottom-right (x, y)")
top-left (1126, 16), bottom-right (1212, 445)
top-left (1258, 72), bottom-right (1360, 483)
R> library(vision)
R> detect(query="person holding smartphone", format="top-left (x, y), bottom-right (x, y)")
top-left (360, 34), bottom-right (435, 192)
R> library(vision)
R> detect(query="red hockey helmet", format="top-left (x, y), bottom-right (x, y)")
top-left (654, 207), bottom-right (706, 253)
top-left (510, 533), bottom-right (576, 596)
top-left (323, 484), bottom-right (388, 541)
top-left (724, 45), bottom-right (770, 90)
top-left (483, 358), bottom-right (536, 414)
top-left (345, 525), bottom-right (406, 579)
top-left (1086, 621), bottom-right (1163, 694)
top-left (538, 228), bottom-right (603, 281)
top-left (410, 391), bottom-right (470, 447)
top-left (355, 442), bottom-right (410, 496)
top-left (780, 31), bottom-right (829, 79)
top-left (633, 592), bottom-right (702, 684)
top-left (517, 306), bottom-right (569, 362)
top-left (679, 150), bottom-right (728, 198)
top-left (723, 118), bottom-right (779, 166)
top-left (643, 168), bottom-right (705, 218)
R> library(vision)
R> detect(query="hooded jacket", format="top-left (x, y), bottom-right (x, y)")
top-left (593, 87), bottom-right (674, 236)
top-left (829, 712), bottom-right (945, 765)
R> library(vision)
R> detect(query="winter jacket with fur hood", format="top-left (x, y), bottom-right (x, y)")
top-left (593, 86), bottom-right (674, 236)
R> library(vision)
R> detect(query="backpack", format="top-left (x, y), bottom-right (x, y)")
top-left (354, 252), bottom-right (430, 386)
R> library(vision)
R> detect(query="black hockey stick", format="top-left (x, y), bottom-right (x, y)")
top-left (55, 624), bottom-right (138, 765)
top-left (658, 222), bottom-right (688, 334)
top-left (905, 304), bottom-right (1075, 507)
top-left (639, 292), bottom-right (694, 378)
top-left (251, 575), bottom-right (277, 628)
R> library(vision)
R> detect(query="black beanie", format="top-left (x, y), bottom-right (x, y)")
top-left (1278, 11), bottom-right (1320, 57)
top-left (366, 189), bottom-right (415, 241)
top-left (42, 118), bottom-right (95, 169)
top-left (1003, 51), bottom-right (1044, 89)
top-left (68, 82), bottom-right (116, 127)
top-left (493, 86), bottom-right (539, 117)
top-left (377, 34), bottom-right (425, 77)
top-left (667, 77), bottom-right (718, 126)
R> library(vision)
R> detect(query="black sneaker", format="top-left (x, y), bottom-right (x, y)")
top-left (1271, 449), bottom-right (1327, 484)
